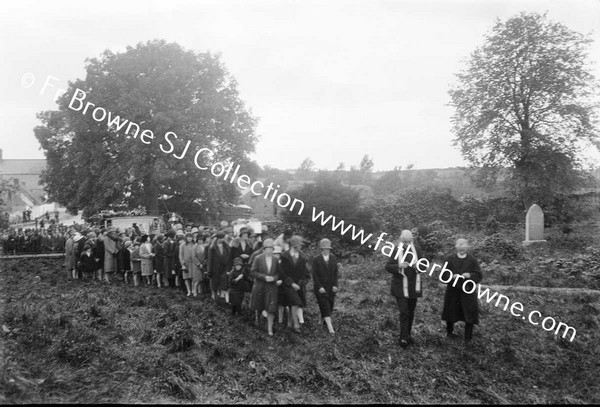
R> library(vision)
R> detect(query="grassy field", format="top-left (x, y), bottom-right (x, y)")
top-left (1, 255), bottom-right (599, 404)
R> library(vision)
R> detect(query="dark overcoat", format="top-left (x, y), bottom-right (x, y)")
top-left (279, 251), bottom-right (311, 307)
top-left (229, 264), bottom-right (251, 306)
top-left (162, 238), bottom-right (176, 281)
top-left (441, 253), bottom-right (482, 324)
top-left (312, 253), bottom-right (339, 293)
top-left (208, 242), bottom-right (231, 291)
top-left (384, 243), bottom-right (424, 299)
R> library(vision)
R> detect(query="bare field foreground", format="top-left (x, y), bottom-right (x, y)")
top-left (1, 256), bottom-right (599, 404)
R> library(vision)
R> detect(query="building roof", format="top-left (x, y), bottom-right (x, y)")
top-left (0, 159), bottom-right (46, 176)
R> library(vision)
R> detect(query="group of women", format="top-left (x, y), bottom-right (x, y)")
top-left (66, 225), bottom-right (340, 336)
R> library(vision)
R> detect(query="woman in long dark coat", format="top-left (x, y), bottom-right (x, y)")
top-left (312, 238), bottom-right (339, 335)
top-left (162, 230), bottom-right (176, 287)
top-left (441, 238), bottom-right (483, 343)
top-left (279, 235), bottom-right (310, 332)
top-left (153, 235), bottom-right (165, 287)
top-left (207, 231), bottom-right (231, 302)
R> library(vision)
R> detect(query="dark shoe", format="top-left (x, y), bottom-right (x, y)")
top-left (399, 339), bottom-right (410, 348)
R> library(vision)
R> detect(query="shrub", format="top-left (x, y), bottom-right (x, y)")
top-left (471, 233), bottom-right (523, 263)
top-left (412, 220), bottom-right (456, 259)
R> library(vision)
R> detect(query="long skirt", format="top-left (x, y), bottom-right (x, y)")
top-left (280, 284), bottom-right (307, 307)
top-left (229, 280), bottom-right (249, 307)
top-left (192, 266), bottom-right (203, 283)
top-left (315, 290), bottom-right (336, 318)
top-left (141, 259), bottom-right (153, 276)
top-left (211, 270), bottom-right (229, 292)
top-left (250, 281), bottom-right (278, 313)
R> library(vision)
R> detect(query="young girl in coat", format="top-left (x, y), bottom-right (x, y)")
top-left (229, 257), bottom-right (250, 315)
top-left (130, 241), bottom-right (142, 287)
top-left (122, 240), bottom-right (132, 283)
top-left (79, 244), bottom-right (96, 280)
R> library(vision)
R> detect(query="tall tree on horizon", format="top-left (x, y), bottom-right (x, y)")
top-left (449, 12), bottom-right (599, 209)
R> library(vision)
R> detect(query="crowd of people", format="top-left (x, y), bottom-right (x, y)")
top-left (3, 219), bottom-right (483, 344)
top-left (1, 226), bottom-right (69, 254)
top-left (63, 225), bottom-right (340, 336)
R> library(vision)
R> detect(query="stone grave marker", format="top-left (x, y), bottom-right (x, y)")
top-left (523, 204), bottom-right (546, 245)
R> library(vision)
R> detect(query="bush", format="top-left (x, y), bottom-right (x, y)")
top-left (471, 233), bottom-right (523, 263)
top-left (281, 174), bottom-right (378, 246)
top-left (412, 220), bottom-right (457, 259)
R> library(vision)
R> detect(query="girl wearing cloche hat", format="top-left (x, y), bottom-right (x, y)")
top-left (312, 238), bottom-right (339, 335)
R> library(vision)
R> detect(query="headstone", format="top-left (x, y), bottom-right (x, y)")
top-left (523, 204), bottom-right (546, 245)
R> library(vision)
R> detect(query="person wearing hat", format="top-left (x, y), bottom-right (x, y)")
top-left (224, 227), bottom-right (234, 246)
top-left (64, 229), bottom-right (76, 279)
top-left (78, 243), bottom-right (96, 280)
top-left (312, 238), bottom-right (339, 335)
top-left (248, 228), bottom-right (262, 252)
top-left (103, 229), bottom-right (119, 283)
top-left (207, 231), bottom-right (232, 302)
top-left (274, 229), bottom-right (293, 253)
top-left (191, 233), bottom-right (208, 296)
top-left (198, 232), bottom-right (211, 295)
top-left (174, 232), bottom-right (187, 291)
top-left (231, 227), bottom-right (254, 267)
top-left (122, 240), bottom-right (132, 284)
top-left (179, 232), bottom-right (200, 296)
top-left (153, 234), bottom-right (165, 288)
top-left (130, 241), bottom-right (142, 286)
top-left (139, 234), bottom-right (155, 286)
top-left (93, 229), bottom-right (106, 281)
top-left (229, 257), bottom-right (250, 315)
top-left (249, 238), bottom-right (281, 336)
top-left (191, 227), bottom-right (199, 242)
top-left (72, 231), bottom-right (86, 279)
top-left (162, 230), bottom-right (177, 287)
top-left (273, 245), bottom-right (290, 326)
top-left (279, 235), bottom-right (311, 332)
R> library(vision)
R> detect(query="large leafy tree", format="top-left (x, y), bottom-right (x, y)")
top-left (449, 12), bottom-right (599, 209)
top-left (35, 40), bottom-right (258, 221)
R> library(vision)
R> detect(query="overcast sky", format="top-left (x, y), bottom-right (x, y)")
top-left (1, 0), bottom-right (599, 171)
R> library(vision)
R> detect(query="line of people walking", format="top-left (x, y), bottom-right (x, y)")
top-left (65, 223), bottom-right (482, 344)
top-left (65, 226), bottom-right (340, 336)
